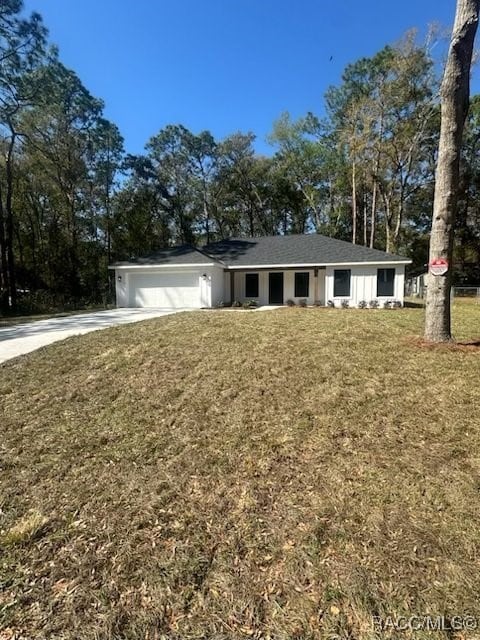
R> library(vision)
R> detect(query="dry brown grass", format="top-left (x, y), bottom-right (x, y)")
top-left (1, 305), bottom-right (479, 639)
top-left (0, 511), bottom-right (48, 547)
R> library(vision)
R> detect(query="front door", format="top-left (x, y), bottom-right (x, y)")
top-left (269, 272), bottom-right (284, 304)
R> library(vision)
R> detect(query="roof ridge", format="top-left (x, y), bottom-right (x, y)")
top-left (193, 244), bottom-right (226, 266)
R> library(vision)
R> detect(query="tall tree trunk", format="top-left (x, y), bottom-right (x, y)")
top-left (370, 181), bottom-right (377, 248)
top-left (0, 193), bottom-right (9, 311)
top-left (351, 160), bottom-right (357, 244)
top-left (370, 114), bottom-right (383, 249)
top-left (392, 201), bottom-right (403, 253)
top-left (5, 130), bottom-right (17, 310)
top-left (105, 142), bottom-right (112, 265)
top-left (425, 0), bottom-right (479, 342)
top-left (383, 194), bottom-right (392, 253)
top-left (203, 197), bottom-right (210, 244)
top-left (363, 192), bottom-right (368, 246)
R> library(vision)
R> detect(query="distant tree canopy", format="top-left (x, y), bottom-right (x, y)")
top-left (1, 5), bottom-right (479, 314)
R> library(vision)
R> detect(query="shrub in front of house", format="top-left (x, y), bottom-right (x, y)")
top-left (298, 298), bottom-right (307, 307)
top-left (232, 300), bottom-right (242, 308)
top-left (341, 299), bottom-right (350, 309)
top-left (358, 300), bottom-right (367, 308)
top-left (327, 300), bottom-right (335, 308)
top-left (243, 300), bottom-right (258, 309)
top-left (286, 299), bottom-right (296, 307)
top-left (369, 299), bottom-right (379, 309)
top-left (384, 300), bottom-right (402, 309)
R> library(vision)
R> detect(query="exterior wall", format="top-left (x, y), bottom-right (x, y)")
top-left (231, 269), bottom-right (322, 306)
top-left (115, 269), bottom-right (129, 307)
top-left (115, 263), bottom-right (407, 308)
top-left (284, 269), bottom-right (316, 305)
top-left (232, 270), bottom-right (269, 305)
top-left (317, 269), bottom-right (326, 305)
top-left (198, 270), bottom-right (209, 308)
top-left (209, 265), bottom-right (225, 307)
top-left (325, 264), bottom-right (406, 307)
top-left (223, 271), bottom-right (231, 303)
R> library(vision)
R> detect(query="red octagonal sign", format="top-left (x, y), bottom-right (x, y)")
top-left (429, 257), bottom-right (449, 276)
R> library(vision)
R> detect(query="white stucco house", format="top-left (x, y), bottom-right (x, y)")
top-left (109, 234), bottom-right (411, 308)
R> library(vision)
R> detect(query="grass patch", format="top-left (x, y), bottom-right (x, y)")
top-left (0, 304), bottom-right (479, 638)
top-left (1, 510), bottom-right (49, 547)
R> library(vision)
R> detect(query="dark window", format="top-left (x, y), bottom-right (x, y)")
top-left (377, 268), bottom-right (395, 296)
top-left (245, 273), bottom-right (259, 297)
top-left (295, 272), bottom-right (310, 297)
top-left (333, 269), bottom-right (351, 297)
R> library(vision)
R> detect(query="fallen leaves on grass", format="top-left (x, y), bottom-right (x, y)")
top-left (0, 304), bottom-right (479, 639)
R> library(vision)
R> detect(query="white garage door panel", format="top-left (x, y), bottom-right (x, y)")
top-left (129, 272), bottom-right (201, 308)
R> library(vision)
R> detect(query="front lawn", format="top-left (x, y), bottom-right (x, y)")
top-left (1, 305), bottom-right (479, 639)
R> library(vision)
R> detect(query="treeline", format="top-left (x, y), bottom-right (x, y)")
top-left (1, 2), bottom-right (480, 313)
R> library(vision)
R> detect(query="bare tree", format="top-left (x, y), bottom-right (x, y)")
top-left (424, 0), bottom-right (479, 341)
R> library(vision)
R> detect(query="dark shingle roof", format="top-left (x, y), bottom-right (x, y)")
top-left (112, 245), bottom-right (216, 266)
top-left (203, 234), bottom-right (410, 266)
top-left (111, 235), bottom-right (411, 268)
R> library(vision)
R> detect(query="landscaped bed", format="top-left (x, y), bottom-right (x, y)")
top-left (1, 304), bottom-right (479, 639)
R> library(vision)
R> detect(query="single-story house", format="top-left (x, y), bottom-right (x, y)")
top-left (109, 234), bottom-right (412, 308)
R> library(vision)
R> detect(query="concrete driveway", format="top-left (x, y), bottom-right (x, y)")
top-left (0, 308), bottom-right (184, 364)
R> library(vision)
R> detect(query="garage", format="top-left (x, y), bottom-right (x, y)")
top-left (128, 271), bottom-right (201, 309)
top-left (110, 245), bottom-right (225, 309)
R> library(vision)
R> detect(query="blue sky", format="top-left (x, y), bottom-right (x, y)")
top-left (23, 1), bottom-right (466, 156)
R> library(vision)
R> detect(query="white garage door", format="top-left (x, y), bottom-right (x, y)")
top-left (129, 272), bottom-right (201, 308)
